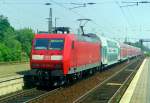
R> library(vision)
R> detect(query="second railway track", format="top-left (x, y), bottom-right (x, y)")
top-left (27, 57), bottom-right (144, 103)
top-left (74, 58), bottom-right (143, 103)
top-left (0, 87), bottom-right (60, 103)
top-left (0, 57), bottom-right (143, 103)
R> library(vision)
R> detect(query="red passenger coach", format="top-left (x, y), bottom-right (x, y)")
top-left (120, 43), bottom-right (128, 60)
top-left (30, 33), bottom-right (101, 86)
top-left (120, 43), bottom-right (142, 60)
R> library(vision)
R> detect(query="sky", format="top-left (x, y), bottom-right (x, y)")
top-left (0, 0), bottom-right (150, 44)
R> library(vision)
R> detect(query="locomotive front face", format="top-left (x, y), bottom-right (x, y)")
top-left (31, 38), bottom-right (64, 70)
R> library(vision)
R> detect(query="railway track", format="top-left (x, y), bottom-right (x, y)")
top-left (0, 57), bottom-right (143, 103)
top-left (25, 88), bottom-right (61, 103)
top-left (0, 87), bottom-right (59, 103)
top-left (22, 57), bottom-right (143, 103)
top-left (0, 73), bottom-right (59, 103)
top-left (74, 58), bottom-right (143, 103)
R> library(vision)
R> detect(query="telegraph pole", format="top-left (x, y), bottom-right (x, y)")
top-left (48, 8), bottom-right (53, 33)
top-left (45, 3), bottom-right (53, 33)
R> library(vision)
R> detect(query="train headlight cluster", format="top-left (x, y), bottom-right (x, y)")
top-left (32, 55), bottom-right (63, 60)
top-left (51, 55), bottom-right (63, 60)
top-left (32, 55), bottom-right (44, 60)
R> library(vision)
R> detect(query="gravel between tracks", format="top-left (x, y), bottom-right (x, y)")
top-left (29, 58), bottom-right (142, 103)
top-left (79, 58), bottom-right (143, 103)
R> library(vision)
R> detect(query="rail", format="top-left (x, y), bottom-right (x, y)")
top-left (108, 59), bottom-right (142, 102)
top-left (73, 58), bottom-right (142, 103)
top-left (25, 88), bottom-right (61, 103)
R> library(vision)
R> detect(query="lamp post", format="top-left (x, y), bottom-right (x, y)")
top-left (45, 3), bottom-right (53, 33)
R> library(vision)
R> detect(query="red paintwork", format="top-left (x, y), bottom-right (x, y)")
top-left (30, 33), bottom-right (101, 75)
top-left (120, 43), bottom-right (128, 59)
top-left (120, 43), bottom-right (141, 59)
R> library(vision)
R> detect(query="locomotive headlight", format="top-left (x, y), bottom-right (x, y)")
top-left (51, 55), bottom-right (63, 60)
top-left (32, 55), bottom-right (44, 60)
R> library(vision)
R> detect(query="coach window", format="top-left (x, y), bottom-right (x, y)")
top-left (72, 41), bottom-right (74, 49)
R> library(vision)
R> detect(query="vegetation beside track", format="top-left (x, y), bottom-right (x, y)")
top-left (0, 15), bottom-right (34, 62)
top-left (144, 52), bottom-right (150, 57)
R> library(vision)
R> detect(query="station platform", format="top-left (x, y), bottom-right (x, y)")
top-left (120, 57), bottom-right (150, 103)
top-left (0, 62), bottom-right (30, 78)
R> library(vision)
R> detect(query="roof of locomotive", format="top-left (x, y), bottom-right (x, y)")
top-left (34, 33), bottom-right (100, 43)
top-left (34, 33), bottom-right (74, 38)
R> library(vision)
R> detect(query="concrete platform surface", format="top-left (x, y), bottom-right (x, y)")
top-left (120, 58), bottom-right (150, 103)
top-left (0, 63), bottom-right (30, 78)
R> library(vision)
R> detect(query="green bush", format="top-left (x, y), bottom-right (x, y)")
top-left (16, 28), bottom-right (34, 56)
top-left (0, 15), bottom-right (34, 62)
top-left (0, 43), bottom-right (12, 61)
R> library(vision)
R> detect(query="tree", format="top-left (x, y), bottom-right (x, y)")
top-left (4, 39), bottom-right (22, 61)
top-left (0, 15), bottom-right (34, 62)
top-left (16, 28), bottom-right (34, 56)
top-left (0, 43), bottom-right (11, 61)
top-left (0, 15), bottom-right (14, 41)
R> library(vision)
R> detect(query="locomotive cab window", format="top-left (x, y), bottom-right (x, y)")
top-left (34, 38), bottom-right (64, 50)
top-left (34, 39), bottom-right (48, 50)
top-left (48, 39), bottom-right (64, 50)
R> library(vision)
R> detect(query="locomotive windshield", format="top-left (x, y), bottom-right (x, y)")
top-left (34, 39), bottom-right (64, 50)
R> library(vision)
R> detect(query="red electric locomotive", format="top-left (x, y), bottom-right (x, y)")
top-left (30, 28), bottom-right (101, 86)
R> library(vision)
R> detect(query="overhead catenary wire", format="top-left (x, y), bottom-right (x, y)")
top-left (0, 1), bottom-right (114, 5)
top-left (114, 1), bottom-right (132, 28)
top-left (1, 0), bottom-right (140, 37)
top-left (0, 0), bottom-right (118, 35)
top-left (121, 1), bottom-right (150, 7)
top-left (127, 6), bottom-right (136, 26)
top-left (0, 1), bottom-right (44, 5)
top-left (49, 0), bottom-right (117, 35)
top-left (112, 0), bottom-right (131, 42)
top-left (120, 0), bottom-right (150, 38)
top-left (116, 1), bottom-right (150, 42)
